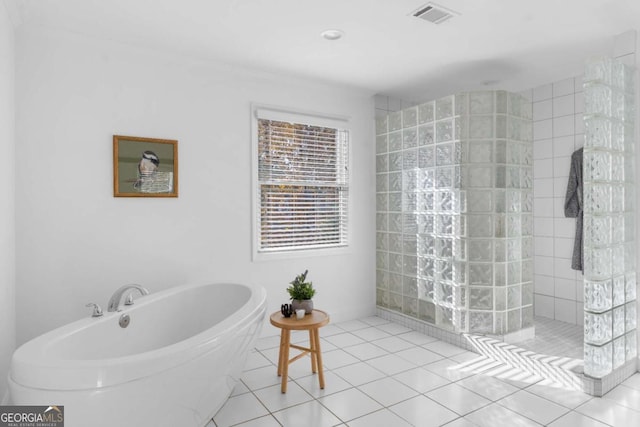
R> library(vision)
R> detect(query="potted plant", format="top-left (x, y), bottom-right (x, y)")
top-left (287, 270), bottom-right (316, 315)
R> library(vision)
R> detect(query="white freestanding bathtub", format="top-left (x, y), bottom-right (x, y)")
top-left (9, 283), bottom-right (267, 427)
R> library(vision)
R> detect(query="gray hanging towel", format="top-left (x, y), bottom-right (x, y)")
top-left (564, 148), bottom-right (583, 272)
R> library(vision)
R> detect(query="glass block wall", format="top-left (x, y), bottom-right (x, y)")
top-left (583, 57), bottom-right (637, 378)
top-left (376, 91), bottom-right (533, 335)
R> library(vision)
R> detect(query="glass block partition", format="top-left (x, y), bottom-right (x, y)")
top-left (583, 57), bottom-right (637, 378)
top-left (376, 91), bottom-right (533, 335)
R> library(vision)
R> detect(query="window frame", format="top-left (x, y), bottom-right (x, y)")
top-left (251, 104), bottom-right (352, 261)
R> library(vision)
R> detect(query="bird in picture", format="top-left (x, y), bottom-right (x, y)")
top-left (133, 150), bottom-right (159, 189)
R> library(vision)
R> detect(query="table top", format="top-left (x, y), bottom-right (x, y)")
top-left (270, 309), bottom-right (330, 330)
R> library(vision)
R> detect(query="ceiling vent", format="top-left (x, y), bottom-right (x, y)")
top-left (411, 3), bottom-right (458, 24)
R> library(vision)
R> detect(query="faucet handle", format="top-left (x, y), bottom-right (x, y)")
top-left (124, 293), bottom-right (135, 306)
top-left (86, 302), bottom-right (103, 317)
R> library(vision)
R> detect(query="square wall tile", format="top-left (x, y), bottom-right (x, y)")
top-left (534, 218), bottom-right (554, 237)
top-left (534, 119), bottom-right (553, 140)
top-left (554, 258), bottom-right (578, 280)
top-left (553, 218), bottom-right (576, 239)
top-left (553, 177), bottom-right (568, 198)
top-left (554, 299), bottom-right (577, 324)
top-left (534, 178), bottom-right (554, 198)
top-left (554, 277), bottom-right (577, 301)
top-left (553, 115), bottom-right (575, 137)
top-left (533, 178), bottom-right (553, 199)
top-left (534, 158), bottom-right (553, 178)
top-left (534, 274), bottom-right (554, 296)
top-left (534, 237), bottom-right (554, 256)
top-left (533, 138), bottom-right (553, 160)
top-left (533, 100), bottom-right (553, 121)
top-left (553, 94), bottom-right (575, 117)
top-left (534, 256), bottom-right (554, 275)
top-left (553, 135), bottom-right (575, 158)
top-left (533, 198), bottom-right (554, 218)
top-left (554, 238), bottom-right (574, 259)
top-left (533, 84), bottom-right (553, 102)
top-left (534, 294), bottom-right (555, 318)
top-left (553, 78), bottom-right (575, 97)
top-left (553, 156), bottom-right (571, 178)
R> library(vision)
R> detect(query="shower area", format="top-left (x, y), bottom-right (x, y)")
top-left (375, 56), bottom-right (638, 394)
top-left (375, 90), bottom-right (534, 336)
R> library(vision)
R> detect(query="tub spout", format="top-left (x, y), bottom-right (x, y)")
top-left (107, 284), bottom-right (150, 312)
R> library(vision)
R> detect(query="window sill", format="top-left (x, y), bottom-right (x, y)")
top-left (252, 245), bottom-right (350, 262)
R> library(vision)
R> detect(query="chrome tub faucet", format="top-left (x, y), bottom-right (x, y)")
top-left (107, 284), bottom-right (150, 312)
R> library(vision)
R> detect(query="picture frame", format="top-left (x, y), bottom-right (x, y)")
top-left (113, 135), bottom-right (178, 197)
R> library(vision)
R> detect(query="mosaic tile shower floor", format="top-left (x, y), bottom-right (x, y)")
top-left (519, 316), bottom-right (584, 361)
top-left (208, 316), bottom-right (639, 426)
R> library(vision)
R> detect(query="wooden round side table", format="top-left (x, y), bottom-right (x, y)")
top-left (269, 309), bottom-right (330, 393)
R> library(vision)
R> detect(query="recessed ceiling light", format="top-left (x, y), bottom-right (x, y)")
top-left (321, 29), bottom-right (344, 41)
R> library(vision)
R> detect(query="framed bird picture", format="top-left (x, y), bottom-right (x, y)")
top-left (113, 135), bottom-right (178, 197)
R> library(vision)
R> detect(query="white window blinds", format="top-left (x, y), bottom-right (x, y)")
top-left (256, 111), bottom-right (349, 252)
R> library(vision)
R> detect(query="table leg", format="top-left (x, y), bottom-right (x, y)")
top-left (277, 328), bottom-right (286, 376)
top-left (280, 329), bottom-right (291, 393)
top-left (313, 328), bottom-right (325, 389)
top-left (309, 329), bottom-right (317, 373)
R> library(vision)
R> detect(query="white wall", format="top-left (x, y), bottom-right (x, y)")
top-left (14, 28), bottom-right (376, 344)
top-left (0, 0), bottom-right (16, 399)
top-left (529, 77), bottom-right (585, 325)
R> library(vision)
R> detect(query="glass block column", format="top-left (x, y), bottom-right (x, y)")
top-left (462, 92), bottom-right (534, 335)
top-left (583, 57), bottom-right (637, 378)
top-left (376, 91), bottom-right (533, 335)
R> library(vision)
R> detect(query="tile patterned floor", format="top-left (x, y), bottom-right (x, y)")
top-left (519, 317), bottom-right (584, 360)
top-left (207, 316), bottom-right (640, 427)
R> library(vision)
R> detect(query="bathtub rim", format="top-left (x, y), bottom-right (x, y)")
top-left (9, 282), bottom-right (267, 391)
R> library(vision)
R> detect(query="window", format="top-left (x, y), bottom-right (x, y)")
top-left (253, 107), bottom-right (349, 255)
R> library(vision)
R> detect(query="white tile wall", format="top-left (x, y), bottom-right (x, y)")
top-left (531, 77), bottom-right (585, 325)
